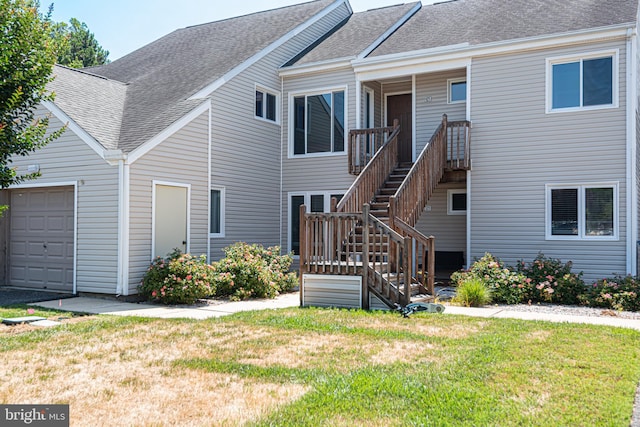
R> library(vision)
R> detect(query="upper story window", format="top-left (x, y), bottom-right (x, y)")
top-left (292, 89), bottom-right (345, 156)
top-left (546, 183), bottom-right (617, 240)
top-left (255, 86), bottom-right (279, 123)
top-left (448, 78), bottom-right (466, 104)
top-left (547, 51), bottom-right (617, 113)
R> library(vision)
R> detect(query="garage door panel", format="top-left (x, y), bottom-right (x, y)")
top-left (8, 186), bottom-right (74, 291)
top-left (46, 216), bottom-right (66, 231)
top-left (28, 216), bottom-right (46, 231)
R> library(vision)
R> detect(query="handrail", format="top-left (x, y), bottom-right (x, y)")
top-left (393, 217), bottom-right (435, 296)
top-left (389, 115), bottom-right (471, 228)
top-left (335, 119), bottom-right (400, 213)
top-left (348, 124), bottom-right (397, 175)
top-left (364, 204), bottom-right (411, 307)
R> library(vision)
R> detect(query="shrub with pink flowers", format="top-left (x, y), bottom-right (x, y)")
top-left (212, 242), bottom-right (297, 300)
top-left (139, 249), bottom-right (216, 305)
top-left (515, 253), bottom-right (584, 305)
top-left (450, 253), bottom-right (528, 304)
top-left (578, 276), bottom-right (640, 312)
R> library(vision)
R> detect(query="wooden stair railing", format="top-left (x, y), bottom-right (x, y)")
top-left (389, 114), bottom-right (471, 228)
top-left (393, 217), bottom-right (435, 296)
top-left (348, 123), bottom-right (398, 175)
top-left (335, 120), bottom-right (400, 214)
top-left (299, 203), bottom-right (414, 309)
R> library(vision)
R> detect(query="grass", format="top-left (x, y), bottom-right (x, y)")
top-left (0, 306), bottom-right (639, 426)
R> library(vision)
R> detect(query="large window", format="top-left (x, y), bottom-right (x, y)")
top-left (292, 89), bottom-right (345, 156)
top-left (210, 187), bottom-right (225, 237)
top-left (289, 192), bottom-right (344, 255)
top-left (255, 86), bottom-right (278, 123)
top-left (547, 52), bottom-right (616, 112)
top-left (546, 184), bottom-right (617, 239)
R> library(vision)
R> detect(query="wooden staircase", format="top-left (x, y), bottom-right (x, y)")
top-left (299, 115), bottom-right (470, 310)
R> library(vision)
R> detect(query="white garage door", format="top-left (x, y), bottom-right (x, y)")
top-left (9, 186), bottom-right (75, 291)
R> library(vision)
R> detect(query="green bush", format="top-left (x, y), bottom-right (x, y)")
top-left (452, 277), bottom-right (491, 307)
top-left (212, 242), bottom-right (297, 300)
top-left (515, 253), bottom-right (584, 305)
top-left (139, 249), bottom-right (216, 305)
top-left (579, 276), bottom-right (640, 312)
top-left (451, 253), bottom-right (528, 304)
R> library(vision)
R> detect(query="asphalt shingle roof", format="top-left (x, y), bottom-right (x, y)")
top-left (49, 65), bottom-right (127, 151)
top-left (51, 0), bottom-right (336, 152)
top-left (291, 2), bottom-right (420, 66)
top-left (369, 0), bottom-right (639, 58)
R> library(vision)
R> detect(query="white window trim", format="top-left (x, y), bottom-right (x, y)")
top-left (545, 49), bottom-right (619, 114)
top-left (209, 186), bottom-right (225, 238)
top-left (447, 77), bottom-right (467, 104)
top-left (364, 87), bottom-right (375, 128)
top-left (288, 85), bottom-right (348, 158)
top-left (545, 182), bottom-right (619, 241)
top-left (288, 190), bottom-right (346, 256)
top-left (254, 84), bottom-right (280, 125)
top-left (447, 189), bottom-right (467, 215)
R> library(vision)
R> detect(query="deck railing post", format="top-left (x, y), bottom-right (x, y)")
top-left (299, 204), bottom-right (307, 307)
top-left (428, 236), bottom-right (435, 296)
top-left (362, 204), bottom-right (370, 310)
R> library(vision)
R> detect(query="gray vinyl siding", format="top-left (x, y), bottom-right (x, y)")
top-left (210, 2), bottom-right (352, 259)
top-left (415, 69), bottom-right (467, 153)
top-left (415, 182), bottom-right (467, 255)
top-left (282, 67), bottom-right (358, 251)
top-left (6, 110), bottom-right (120, 293)
top-left (469, 39), bottom-right (628, 282)
top-left (128, 111), bottom-right (209, 294)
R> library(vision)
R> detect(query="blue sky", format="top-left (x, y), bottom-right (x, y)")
top-left (47, 0), bottom-right (435, 60)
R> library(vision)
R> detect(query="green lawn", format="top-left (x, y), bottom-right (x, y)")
top-left (1, 306), bottom-right (639, 426)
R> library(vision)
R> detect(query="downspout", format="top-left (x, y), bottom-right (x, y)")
top-left (106, 150), bottom-right (129, 296)
top-left (207, 99), bottom-right (212, 262)
top-left (280, 75), bottom-right (284, 249)
top-left (626, 27), bottom-right (638, 274)
top-left (466, 62), bottom-right (472, 269)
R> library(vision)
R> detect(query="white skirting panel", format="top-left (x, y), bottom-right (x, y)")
top-left (301, 274), bottom-right (362, 309)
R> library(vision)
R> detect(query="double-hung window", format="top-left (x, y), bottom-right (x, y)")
top-left (547, 51), bottom-right (617, 112)
top-left (546, 183), bottom-right (617, 239)
top-left (255, 86), bottom-right (278, 123)
top-left (292, 89), bottom-right (345, 156)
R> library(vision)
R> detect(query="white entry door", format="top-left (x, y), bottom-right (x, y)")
top-left (154, 184), bottom-right (188, 258)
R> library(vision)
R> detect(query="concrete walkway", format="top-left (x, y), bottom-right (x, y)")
top-left (28, 293), bottom-right (640, 330)
top-left (30, 292), bottom-right (301, 320)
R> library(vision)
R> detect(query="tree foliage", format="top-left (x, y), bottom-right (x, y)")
top-left (54, 17), bottom-right (109, 68)
top-left (0, 0), bottom-right (64, 190)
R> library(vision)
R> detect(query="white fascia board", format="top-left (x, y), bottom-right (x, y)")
top-left (127, 100), bottom-right (211, 164)
top-left (357, 2), bottom-right (422, 59)
top-left (280, 59), bottom-right (353, 77)
top-left (189, 0), bottom-right (348, 100)
top-left (359, 57), bottom-right (472, 82)
top-left (353, 25), bottom-right (633, 78)
top-left (41, 101), bottom-right (106, 160)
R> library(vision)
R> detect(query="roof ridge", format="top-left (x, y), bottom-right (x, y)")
top-left (183, 0), bottom-right (331, 30)
top-left (54, 64), bottom-right (128, 86)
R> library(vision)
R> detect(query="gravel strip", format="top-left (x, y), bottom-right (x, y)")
top-left (490, 303), bottom-right (640, 320)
